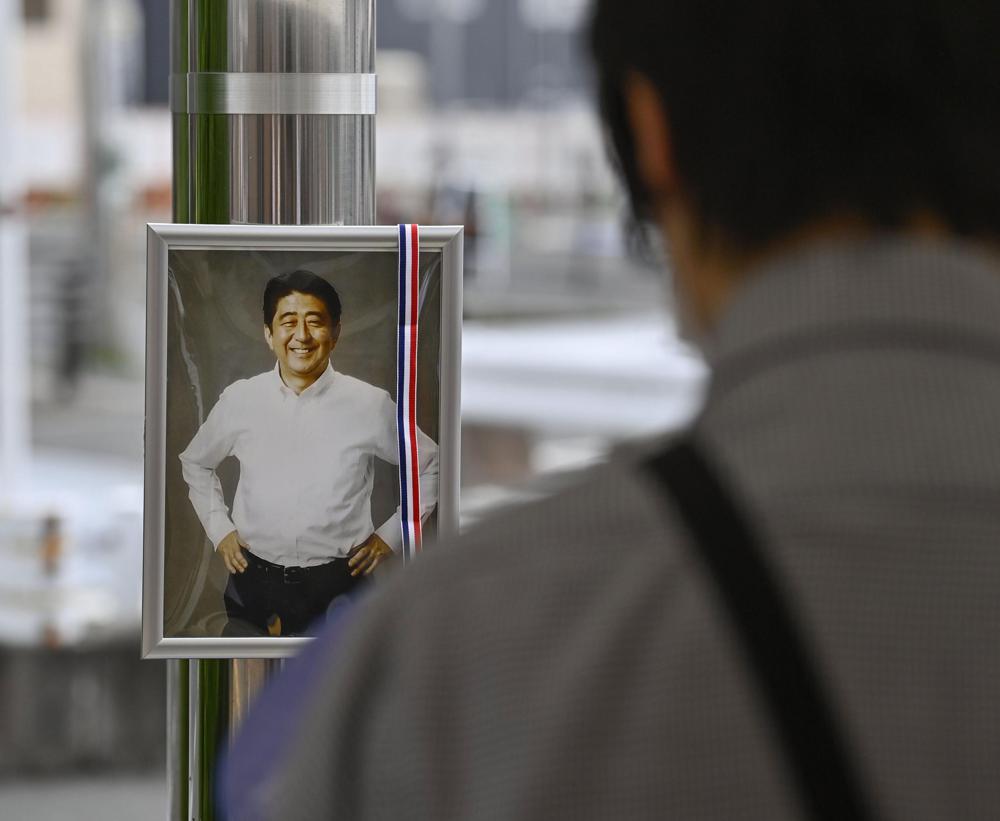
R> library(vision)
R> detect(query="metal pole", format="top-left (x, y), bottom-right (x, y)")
top-left (168, 2), bottom-right (375, 817)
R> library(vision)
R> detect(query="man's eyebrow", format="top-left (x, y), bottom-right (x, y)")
top-left (277, 310), bottom-right (328, 320)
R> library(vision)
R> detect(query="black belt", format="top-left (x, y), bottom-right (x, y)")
top-left (243, 549), bottom-right (345, 585)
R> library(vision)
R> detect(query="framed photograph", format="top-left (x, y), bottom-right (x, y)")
top-left (142, 224), bottom-right (462, 658)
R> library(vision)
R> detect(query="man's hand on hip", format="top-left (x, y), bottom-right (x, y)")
top-left (348, 533), bottom-right (394, 577)
top-left (219, 530), bottom-right (250, 574)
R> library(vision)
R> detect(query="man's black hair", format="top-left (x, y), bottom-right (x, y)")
top-left (589, 0), bottom-right (1000, 251)
top-left (263, 270), bottom-right (342, 327)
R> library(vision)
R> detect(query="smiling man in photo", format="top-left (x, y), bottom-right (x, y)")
top-left (179, 270), bottom-right (439, 637)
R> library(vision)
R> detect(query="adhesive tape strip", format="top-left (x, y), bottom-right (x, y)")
top-left (171, 72), bottom-right (377, 115)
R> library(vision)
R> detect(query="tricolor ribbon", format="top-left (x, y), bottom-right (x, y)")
top-left (396, 224), bottom-right (422, 560)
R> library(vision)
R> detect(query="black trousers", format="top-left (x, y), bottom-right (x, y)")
top-left (223, 549), bottom-right (368, 637)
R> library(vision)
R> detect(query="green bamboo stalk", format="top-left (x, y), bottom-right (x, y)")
top-left (196, 660), bottom-right (227, 820)
top-left (191, 2), bottom-right (229, 224)
top-left (171, 1), bottom-right (229, 818)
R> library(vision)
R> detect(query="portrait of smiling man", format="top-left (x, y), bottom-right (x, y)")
top-left (179, 269), bottom-right (440, 637)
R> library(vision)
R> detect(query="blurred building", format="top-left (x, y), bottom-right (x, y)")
top-left (380, 0), bottom-right (589, 108)
top-left (2, 0), bottom-right (164, 785)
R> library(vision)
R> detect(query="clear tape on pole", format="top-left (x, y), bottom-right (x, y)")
top-left (170, 72), bottom-right (377, 115)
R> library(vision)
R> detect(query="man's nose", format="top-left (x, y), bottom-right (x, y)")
top-left (294, 321), bottom-right (312, 340)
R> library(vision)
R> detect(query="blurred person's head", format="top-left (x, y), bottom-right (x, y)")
top-left (263, 271), bottom-right (342, 391)
top-left (590, 0), bottom-right (1000, 333)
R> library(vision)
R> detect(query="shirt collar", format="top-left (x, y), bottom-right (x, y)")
top-left (272, 361), bottom-right (336, 399)
top-left (706, 236), bottom-right (1000, 373)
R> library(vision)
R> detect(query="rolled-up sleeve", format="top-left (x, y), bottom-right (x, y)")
top-left (179, 390), bottom-right (238, 548)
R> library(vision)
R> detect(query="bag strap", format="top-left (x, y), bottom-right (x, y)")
top-left (644, 439), bottom-right (876, 821)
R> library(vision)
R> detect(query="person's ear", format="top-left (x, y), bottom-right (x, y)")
top-left (624, 72), bottom-right (678, 202)
top-left (330, 321), bottom-right (341, 349)
top-left (264, 324), bottom-right (274, 352)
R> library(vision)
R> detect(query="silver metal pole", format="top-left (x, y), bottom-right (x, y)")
top-left (168, 2), bottom-right (375, 817)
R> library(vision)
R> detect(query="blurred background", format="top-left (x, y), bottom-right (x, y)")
top-left (0, 0), bottom-right (706, 817)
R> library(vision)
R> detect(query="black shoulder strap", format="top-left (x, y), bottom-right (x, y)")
top-left (645, 439), bottom-right (876, 821)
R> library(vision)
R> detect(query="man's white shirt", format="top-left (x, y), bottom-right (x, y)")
top-left (179, 363), bottom-right (439, 567)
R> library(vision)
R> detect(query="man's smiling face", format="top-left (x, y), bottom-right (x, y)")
top-left (264, 291), bottom-right (339, 389)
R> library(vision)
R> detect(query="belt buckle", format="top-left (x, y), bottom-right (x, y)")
top-left (283, 565), bottom-right (304, 585)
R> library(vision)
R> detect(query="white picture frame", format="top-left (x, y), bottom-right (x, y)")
top-left (142, 224), bottom-right (462, 658)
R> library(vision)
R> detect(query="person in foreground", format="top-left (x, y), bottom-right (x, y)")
top-left (180, 270), bottom-right (438, 636)
top-left (222, 0), bottom-right (1000, 817)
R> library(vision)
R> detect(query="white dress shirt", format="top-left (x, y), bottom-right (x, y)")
top-left (179, 363), bottom-right (439, 567)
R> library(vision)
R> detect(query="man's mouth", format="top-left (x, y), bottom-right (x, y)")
top-left (290, 347), bottom-right (314, 355)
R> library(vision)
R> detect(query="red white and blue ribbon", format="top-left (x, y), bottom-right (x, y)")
top-left (396, 224), bottom-right (422, 560)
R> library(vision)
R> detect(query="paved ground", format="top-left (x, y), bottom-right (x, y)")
top-left (0, 775), bottom-right (166, 820)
